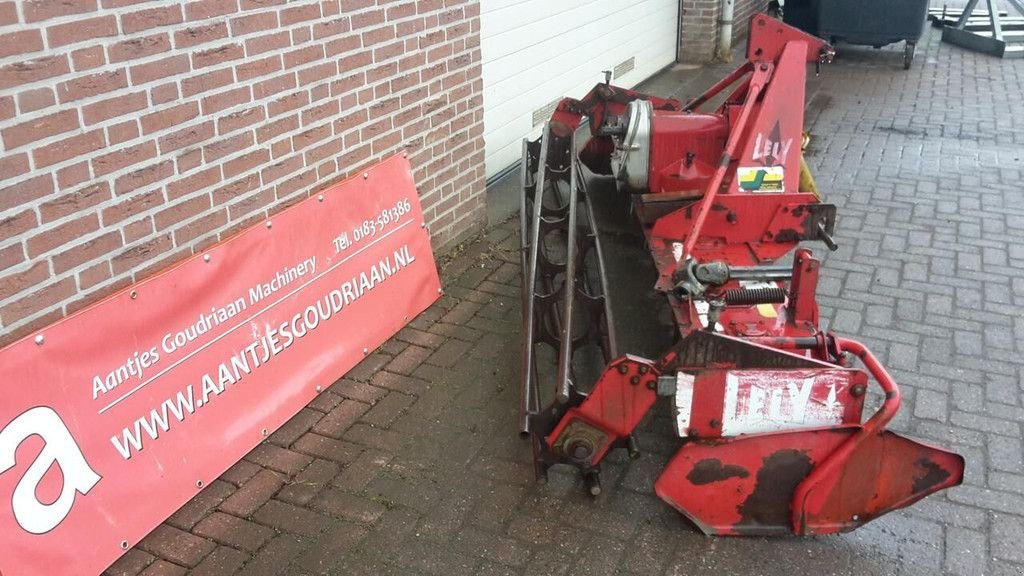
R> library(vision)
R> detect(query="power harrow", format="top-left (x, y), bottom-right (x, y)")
top-left (518, 14), bottom-right (964, 536)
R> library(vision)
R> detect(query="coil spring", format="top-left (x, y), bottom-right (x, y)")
top-left (724, 286), bottom-right (787, 306)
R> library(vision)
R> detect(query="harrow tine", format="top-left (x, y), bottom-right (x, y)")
top-left (519, 126), bottom-right (549, 435)
top-left (555, 133), bottom-right (580, 405)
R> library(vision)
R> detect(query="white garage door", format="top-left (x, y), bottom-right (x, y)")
top-left (480, 0), bottom-right (680, 180)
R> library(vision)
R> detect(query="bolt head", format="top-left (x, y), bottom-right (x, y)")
top-left (363, 172), bottom-right (369, 179)
top-left (266, 221), bottom-right (273, 228)
top-left (317, 194), bottom-right (324, 202)
top-left (203, 254), bottom-right (211, 262)
top-left (34, 334), bottom-right (44, 345)
top-left (315, 385), bottom-right (322, 392)
top-left (362, 347), bottom-right (369, 355)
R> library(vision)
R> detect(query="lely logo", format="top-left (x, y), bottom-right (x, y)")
top-left (0, 407), bottom-right (101, 534)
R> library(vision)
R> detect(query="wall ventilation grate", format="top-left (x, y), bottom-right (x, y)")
top-left (532, 98), bottom-right (561, 127)
top-left (613, 56), bottom-right (636, 79)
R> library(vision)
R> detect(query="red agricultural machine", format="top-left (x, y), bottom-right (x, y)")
top-left (518, 14), bottom-right (964, 536)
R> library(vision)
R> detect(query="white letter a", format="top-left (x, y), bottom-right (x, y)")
top-left (0, 406), bottom-right (101, 534)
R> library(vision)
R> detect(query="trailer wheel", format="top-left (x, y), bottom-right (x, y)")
top-left (903, 42), bottom-right (916, 69)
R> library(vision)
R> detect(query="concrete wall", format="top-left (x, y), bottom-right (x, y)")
top-left (678, 0), bottom-right (770, 62)
top-left (0, 0), bottom-right (487, 346)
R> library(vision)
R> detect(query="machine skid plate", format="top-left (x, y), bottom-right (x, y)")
top-left (655, 427), bottom-right (965, 535)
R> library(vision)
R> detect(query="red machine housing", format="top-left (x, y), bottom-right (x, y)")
top-left (648, 113), bottom-right (728, 194)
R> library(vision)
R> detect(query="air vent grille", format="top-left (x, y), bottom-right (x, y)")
top-left (613, 56), bottom-right (636, 79)
top-left (532, 98), bottom-right (561, 127)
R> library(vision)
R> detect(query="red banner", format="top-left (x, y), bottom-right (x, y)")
top-left (0, 153), bottom-right (440, 575)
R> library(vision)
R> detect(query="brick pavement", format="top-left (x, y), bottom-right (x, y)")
top-left (104, 23), bottom-right (1023, 576)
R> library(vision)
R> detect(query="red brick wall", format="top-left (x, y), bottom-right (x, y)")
top-left (678, 0), bottom-right (769, 62)
top-left (0, 0), bottom-right (486, 346)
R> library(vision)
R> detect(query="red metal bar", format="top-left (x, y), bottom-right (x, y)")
top-left (833, 338), bottom-right (901, 425)
top-left (683, 63), bottom-right (753, 112)
top-left (791, 337), bottom-right (901, 533)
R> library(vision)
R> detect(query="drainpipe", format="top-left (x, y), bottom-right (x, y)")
top-left (718, 0), bottom-right (735, 61)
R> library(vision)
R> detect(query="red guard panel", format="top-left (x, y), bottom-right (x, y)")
top-left (0, 154), bottom-right (440, 576)
top-left (655, 427), bottom-right (964, 536)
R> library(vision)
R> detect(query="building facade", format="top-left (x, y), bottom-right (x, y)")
top-left (0, 0), bottom-right (766, 346)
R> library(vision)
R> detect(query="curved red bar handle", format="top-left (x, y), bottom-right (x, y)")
top-left (833, 337), bottom-right (902, 429)
top-left (791, 337), bottom-right (903, 534)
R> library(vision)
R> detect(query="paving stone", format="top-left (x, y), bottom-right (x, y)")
top-left (244, 443), bottom-right (313, 476)
top-left (385, 345), bottom-right (433, 375)
top-left (138, 560), bottom-right (187, 576)
top-left (252, 499), bottom-right (332, 538)
top-left (944, 526), bottom-right (988, 576)
top-left (236, 533), bottom-right (309, 576)
top-left (165, 480), bottom-right (235, 531)
top-left (311, 399), bottom-right (371, 438)
top-left (291, 521), bottom-right (368, 574)
top-left (428, 321), bottom-right (485, 342)
top-left (989, 434), bottom-right (1024, 473)
top-left (311, 487), bottom-right (387, 523)
top-left (395, 326), bottom-right (447, 348)
top-left (328, 378), bottom-right (390, 404)
top-left (188, 546), bottom-right (248, 576)
top-left (344, 422), bottom-right (407, 451)
top-left (452, 527), bottom-right (532, 567)
top-left (913, 388), bottom-right (949, 422)
top-left (371, 369), bottom-right (430, 394)
top-left (391, 537), bottom-right (478, 576)
top-left (347, 352), bottom-right (394, 381)
top-left (218, 459), bottom-right (261, 487)
top-left (267, 407), bottom-right (323, 447)
top-left (291, 431), bottom-right (361, 464)
top-left (137, 525), bottom-right (215, 568)
top-left (218, 469), bottom-right (286, 517)
top-left (331, 450), bottom-right (393, 492)
top-left (425, 338), bottom-right (473, 367)
top-left (103, 549), bottom-right (155, 576)
top-left (991, 514), bottom-right (1024, 563)
top-left (192, 512), bottom-right (274, 552)
top-left (276, 458), bottom-right (340, 506)
top-left (306, 388), bottom-right (346, 413)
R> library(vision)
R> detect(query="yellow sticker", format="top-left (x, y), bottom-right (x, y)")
top-left (738, 166), bottom-right (785, 193)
